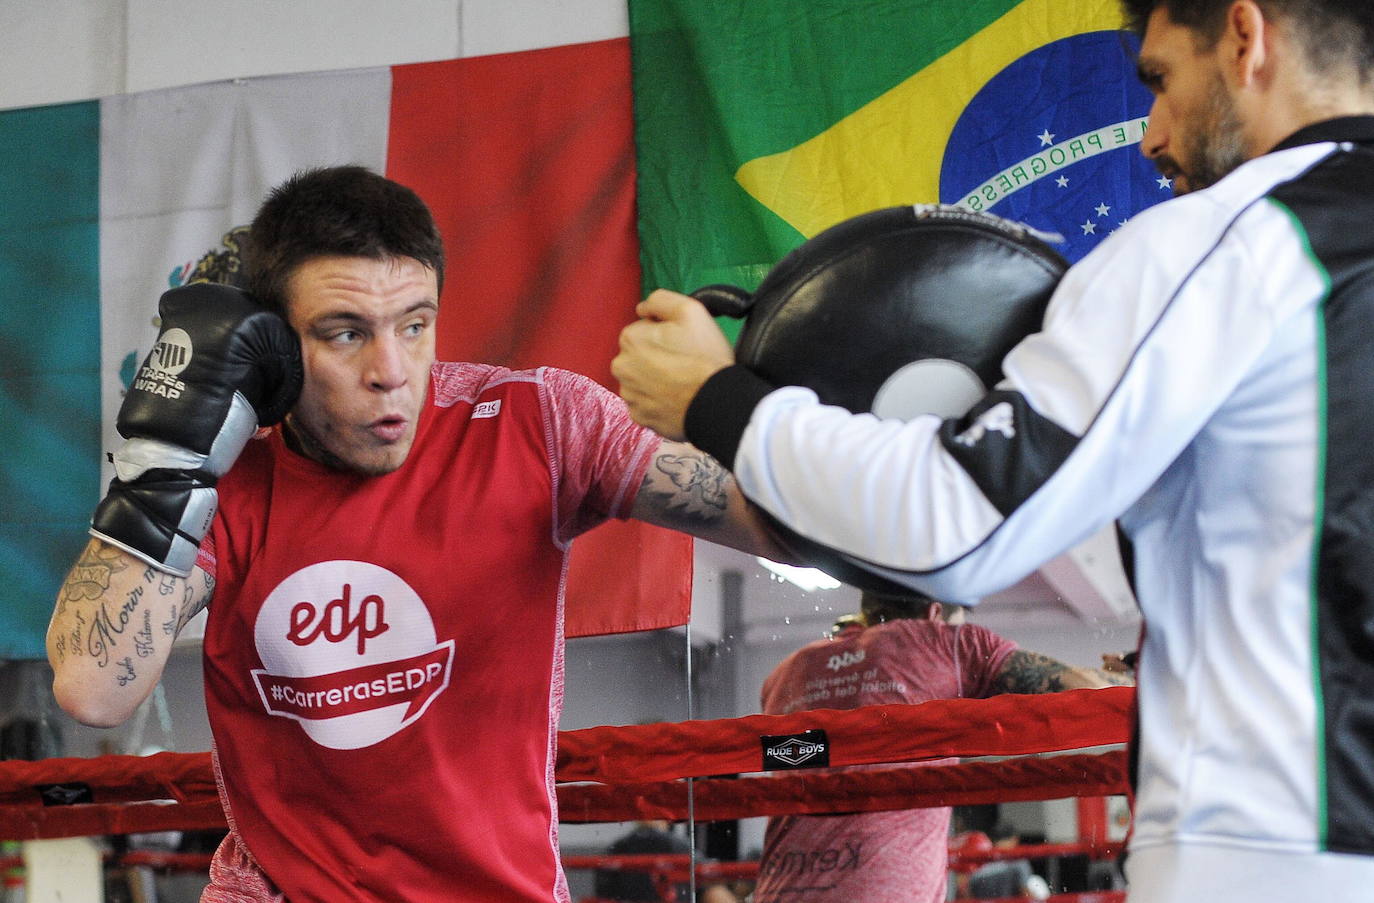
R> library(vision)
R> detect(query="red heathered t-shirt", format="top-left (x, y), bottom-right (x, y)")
top-left (196, 363), bottom-right (658, 903)
top-left (755, 618), bottom-right (1016, 903)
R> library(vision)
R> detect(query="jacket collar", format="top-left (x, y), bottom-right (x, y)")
top-left (1271, 116), bottom-right (1374, 153)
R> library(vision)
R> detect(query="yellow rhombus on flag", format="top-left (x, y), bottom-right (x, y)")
top-left (734, 0), bottom-right (1130, 239)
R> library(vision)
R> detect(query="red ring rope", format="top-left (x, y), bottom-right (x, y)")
top-left (0, 688), bottom-right (1132, 840)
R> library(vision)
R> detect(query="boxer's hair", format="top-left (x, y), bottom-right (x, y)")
top-left (245, 165), bottom-right (446, 314)
top-left (1121, 0), bottom-right (1374, 82)
top-left (860, 589), bottom-right (965, 623)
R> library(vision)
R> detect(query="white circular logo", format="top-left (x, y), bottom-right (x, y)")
top-left (871, 358), bottom-right (986, 421)
top-left (251, 560), bottom-right (453, 750)
top-left (148, 328), bottom-right (193, 376)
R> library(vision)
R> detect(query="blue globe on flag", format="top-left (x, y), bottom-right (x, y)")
top-left (939, 30), bottom-right (1169, 263)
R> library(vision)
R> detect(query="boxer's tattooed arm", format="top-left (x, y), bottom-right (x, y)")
top-left (86, 581), bottom-right (146, 667)
top-left (52, 539), bottom-right (213, 686)
top-left (626, 441), bottom-right (799, 560)
top-left (57, 541), bottom-right (131, 614)
top-left (637, 451), bottom-right (731, 529)
top-left (990, 650), bottom-right (1130, 693)
top-left (134, 610), bottom-right (155, 658)
top-left (115, 657), bottom-right (137, 687)
top-left (990, 650), bottom-right (1076, 694)
top-left (175, 568), bottom-right (215, 633)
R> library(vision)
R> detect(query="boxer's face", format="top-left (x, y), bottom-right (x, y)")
top-left (1137, 7), bottom-right (1248, 194)
top-left (282, 255), bottom-right (438, 475)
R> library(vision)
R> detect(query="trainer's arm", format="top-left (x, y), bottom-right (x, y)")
top-left (613, 289), bottom-right (735, 442)
top-left (48, 539), bottom-right (214, 727)
top-left (989, 649), bottom-right (1133, 694)
top-left (629, 440), bottom-right (798, 563)
top-left (618, 202), bottom-right (1283, 602)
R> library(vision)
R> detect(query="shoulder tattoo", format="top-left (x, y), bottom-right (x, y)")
top-left (992, 649), bottom-right (1073, 694)
top-left (641, 452), bottom-right (731, 528)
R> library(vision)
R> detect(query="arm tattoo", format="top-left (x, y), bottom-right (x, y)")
top-left (87, 584), bottom-right (144, 668)
top-left (991, 650), bottom-right (1074, 694)
top-left (59, 542), bottom-right (130, 611)
top-left (176, 569), bottom-right (215, 633)
top-left (640, 452), bottom-right (731, 529)
top-left (115, 657), bottom-right (137, 687)
top-left (134, 610), bottom-right (155, 658)
top-left (69, 611), bottom-right (86, 657)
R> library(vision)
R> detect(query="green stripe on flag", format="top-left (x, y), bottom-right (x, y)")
top-left (629, 0), bottom-right (1025, 296)
top-left (0, 100), bottom-right (101, 659)
top-left (630, 0), bottom-right (1141, 321)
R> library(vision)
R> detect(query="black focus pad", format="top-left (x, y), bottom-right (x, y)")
top-left (692, 284), bottom-right (756, 320)
top-left (119, 282), bottom-right (303, 455)
top-left (731, 205), bottom-right (1066, 415)
top-left (706, 205), bottom-right (1068, 593)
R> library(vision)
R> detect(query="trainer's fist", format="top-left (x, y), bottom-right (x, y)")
top-left (91, 283), bottom-right (302, 575)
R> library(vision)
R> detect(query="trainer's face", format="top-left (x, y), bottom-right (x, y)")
top-left (1137, 8), bottom-right (1247, 194)
top-left (283, 255), bottom-right (438, 476)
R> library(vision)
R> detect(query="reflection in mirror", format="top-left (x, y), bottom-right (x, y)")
top-left (680, 530), bottom-right (1140, 902)
top-left (556, 527), bottom-right (1139, 901)
top-left (559, 625), bottom-right (699, 901)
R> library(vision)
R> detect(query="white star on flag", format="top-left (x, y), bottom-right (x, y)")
top-left (1081, 220), bottom-right (1097, 235)
top-left (1157, 175), bottom-right (1173, 190)
top-left (1056, 175), bottom-right (1070, 188)
top-left (1038, 129), bottom-right (1055, 147)
top-left (1095, 202), bottom-right (1111, 217)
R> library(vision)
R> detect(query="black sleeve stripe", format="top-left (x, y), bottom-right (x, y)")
top-left (937, 389), bottom-right (1080, 517)
top-left (934, 161), bottom-right (1326, 525)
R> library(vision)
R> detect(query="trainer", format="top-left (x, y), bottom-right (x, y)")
top-left (612, 2), bottom-right (1374, 900)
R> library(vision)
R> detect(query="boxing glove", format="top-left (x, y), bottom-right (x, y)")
top-left (90, 282), bottom-right (302, 576)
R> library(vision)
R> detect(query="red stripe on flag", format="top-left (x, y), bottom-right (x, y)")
top-left (386, 40), bottom-right (692, 638)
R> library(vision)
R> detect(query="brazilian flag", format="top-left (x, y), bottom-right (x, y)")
top-left (629, 0), bottom-right (1164, 309)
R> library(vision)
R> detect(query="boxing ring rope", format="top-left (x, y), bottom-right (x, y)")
top-left (556, 687), bottom-right (1132, 783)
top-left (0, 851), bottom-right (1126, 903)
top-left (562, 850), bottom-right (1128, 903)
top-left (0, 687), bottom-right (1132, 840)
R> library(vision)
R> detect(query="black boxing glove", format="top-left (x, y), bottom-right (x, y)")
top-left (90, 282), bottom-right (302, 575)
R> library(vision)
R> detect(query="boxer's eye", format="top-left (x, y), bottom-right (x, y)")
top-left (327, 329), bottom-right (363, 346)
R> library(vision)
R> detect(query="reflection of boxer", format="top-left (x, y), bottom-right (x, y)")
top-left (613, 2), bottom-right (1374, 899)
top-left (46, 166), bottom-right (788, 903)
top-left (755, 591), bottom-right (1122, 903)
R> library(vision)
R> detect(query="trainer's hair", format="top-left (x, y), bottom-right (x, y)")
top-left (245, 165), bottom-right (445, 314)
top-left (1121, 0), bottom-right (1374, 82)
top-left (860, 589), bottom-right (965, 623)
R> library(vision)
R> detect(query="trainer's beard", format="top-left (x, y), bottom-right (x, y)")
top-left (1172, 72), bottom-right (1248, 194)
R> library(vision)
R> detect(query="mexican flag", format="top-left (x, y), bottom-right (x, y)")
top-left (628, 0), bottom-right (1161, 616)
top-left (0, 39), bottom-right (691, 659)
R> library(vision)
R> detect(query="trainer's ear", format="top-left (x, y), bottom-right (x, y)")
top-left (1224, 0), bottom-right (1270, 88)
